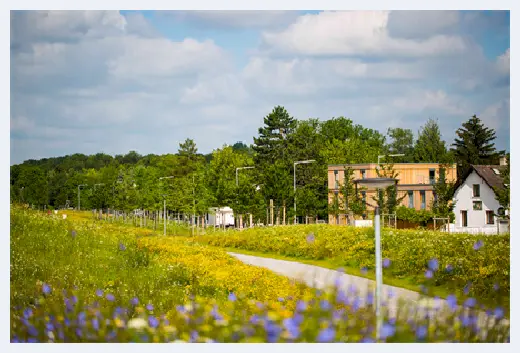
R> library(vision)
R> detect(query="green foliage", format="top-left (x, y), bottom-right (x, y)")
top-left (414, 118), bottom-right (449, 163)
top-left (494, 154), bottom-right (510, 213)
top-left (451, 115), bottom-right (504, 177)
top-left (395, 206), bottom-right (434, 225)
top-left (386, 127), bottom-right (415, 162)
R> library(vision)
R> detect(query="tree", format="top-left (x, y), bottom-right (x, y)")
top-left (494, 154), bottom-right (510, 215)
top-left (178, 138), bottom-right (198, 160)
top-left (372, 163), bottom-right (406, 214)
top-left (431, 163), bottom-right (457, 221)
top-left (339, 167), bottom-right (366, 217)
top-left (386, 128), bottom-right (414, 162)
top-left (414, 118), bottom-right (448, 163)
top-left (451, 115), bottom-right (503, 177)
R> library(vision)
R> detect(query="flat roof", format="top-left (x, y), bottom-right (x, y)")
top-left (328, 163), bottom-right (456, 167)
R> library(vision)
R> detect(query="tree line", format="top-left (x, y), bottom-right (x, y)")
top-left (10, 106), bottom-right (508, 223)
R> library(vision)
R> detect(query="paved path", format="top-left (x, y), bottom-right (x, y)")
top-left (228, 252), bottom-right (508, 331)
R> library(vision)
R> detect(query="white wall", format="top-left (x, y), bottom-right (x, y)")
top-left (453, 171), bottom-right (501, 229)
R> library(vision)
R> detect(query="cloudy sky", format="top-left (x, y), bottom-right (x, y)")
top-left (10, 10), bottom-right (510, 164)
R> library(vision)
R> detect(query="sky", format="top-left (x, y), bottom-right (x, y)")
top-left (10, 10), bottom-right (510, 165)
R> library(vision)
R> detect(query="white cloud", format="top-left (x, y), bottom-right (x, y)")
top-left (496, 48), bottom-right (510, 75)
top-left (480, 98), bottom-right (510, 132)
top-left (261, 11), bottom-right (467, 58)
top-left (386, 11), bottom-right (460, 39)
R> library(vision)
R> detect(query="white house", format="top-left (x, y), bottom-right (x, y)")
top-left (451, 164), bottom-right (508, 234)
top-left (206, 207), bottom-right (235, 228)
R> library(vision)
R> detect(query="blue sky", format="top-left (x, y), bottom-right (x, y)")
top-left (10, 10), bottom-right (510, 164)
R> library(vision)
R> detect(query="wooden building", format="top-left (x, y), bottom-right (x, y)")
top-left (327, 163), bottom-right (457, 224)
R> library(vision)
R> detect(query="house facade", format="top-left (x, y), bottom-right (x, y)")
top-left (451, 165), bottom-right (508, 234)
top-left (327, 163), bottom-right (457, 224)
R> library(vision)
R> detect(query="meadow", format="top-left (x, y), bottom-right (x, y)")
top-left (10, 207), bottom-right (510, 343)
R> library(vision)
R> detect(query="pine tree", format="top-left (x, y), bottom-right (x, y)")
top-left (451, 115), bottom-right (503, 177)
top-left (414, 118), bottom-right (448, 163)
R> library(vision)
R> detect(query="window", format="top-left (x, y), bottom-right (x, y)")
top-left (473, 201), bottom-right (483, 211)
top-left (408, 191), bottom-right (414, 208)
top-left (360, 169), bottom-right (366, 179)
top-left (473, 184), bottom-right (480, 197)
top-left (486, 210), bottom-right (495, 225)
top-left (429, 169), bottom-right (436, 184)
top-left (420, 191), bottom-right (426, 209)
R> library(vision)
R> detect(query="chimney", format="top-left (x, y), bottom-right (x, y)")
top-left (499, 155), bottom-right (508, 166)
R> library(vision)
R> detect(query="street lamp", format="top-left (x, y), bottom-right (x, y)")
top-left (159, 176), bottom-right (174, 236)
top-left (77, 184), bottom-right (87, 211)
top-left (377, 154), bottom-right (405, 165)
top-left (353, 177), bottom-right (398, 341)
top-left (293, 159), bottom-right (316, 224)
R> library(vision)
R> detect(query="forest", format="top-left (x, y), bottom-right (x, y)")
top-left (10, 106), bottom-right (508, 223)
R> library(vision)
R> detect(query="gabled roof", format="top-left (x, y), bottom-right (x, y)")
top-left (456, 165), bottom-right (506, 194)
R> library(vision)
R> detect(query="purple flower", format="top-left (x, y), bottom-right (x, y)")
top-left (283, 318), bottom-right (300, 339)
top-left (366, 292), bottom-right (374, 305)
top-left (383, 258), bottom-right (391, 268)
top-left (23, 308), bottom-right (33, 319)
top-left (445, 264), bottom-right (453, 272)
top-left (447, 295), bottom-right (457, 311)
top-left (45, 322), bottom-right (54, 331)
top-left (320, 300), bottom-right (331, 311)
top-left (425, 270), bottom-right (434, 279)
top-left (42, 283), bottom-right (52, 295)
top-left (494, 307), bottom-right (504, 319)
top-left (317, 327), bottom-right (335, 342)
top-left (352, 297), bottom-right (361, 312)
top-left (464, 298), bottom-right (476, 308)
top-left (428, 258), bottom-right (439, 271)
top-left (336, 290), bottom-right (348, 305)
top-left (148, 316), bottom-right (159, 328)
top-left (96, 289), bottom-right (104, 297)
top-left (463, 282), bottom-right (472, 295)
top-left (380, 323), bottom-right (396, 340)
top-left (493, 283), bottom-right (500, 291)
top-left (361, 337), bottom-right (376, 343)
top-left (71, 230), bottom-right (77, 238)
top-left (265, 321), bottom-right (282, 343)
top-left (296, 300), bottom-right (307, 312)
top-left (92, 318), bottom-right (99, 331)
top-left (105, 293), bottom-right (115, 302)
top-left (416, 325), bottom-right (427, 340)
top-left (278, 297), bottom-right (285, 302)
top-left (361, 267), bottom-right (368, 275)
top-left (190, 330), bottom-right (199, 342)
top-left (75, 328), bottom-right (83, 338)
top-left (473, 240), bottom-right (484, 251)
top-left (130, 297), bottom-right (139, 306)
top-left (228, 292), bottom-right (237, 302)
top-left (119, 242), bottom-right (126, 251)
top-left (146, 303), bottom-right (154, 311)
top-left (306, 233), bottom-right (315, 243)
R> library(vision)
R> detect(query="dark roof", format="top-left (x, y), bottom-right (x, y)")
top-left (457, 165), bottom-right (506, 192)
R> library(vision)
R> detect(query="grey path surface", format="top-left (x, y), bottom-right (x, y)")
top-left (228, 252), bottom-right (508, 330)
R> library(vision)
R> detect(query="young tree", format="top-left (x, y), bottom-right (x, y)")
top-left (432, 163), bottom-right (457, 221)
top-left (414, 118), bottom-right (448, 163)
top-left (451, 115), bottom-right (504, 177)
top-left (494, 154), bottom-right (510, 215)
top-left (386, 127), bottom-right (414, 162)
top-left (340, 167), bottom-right (366, 218)
top-left (373, 163), bottom-right (406, 214)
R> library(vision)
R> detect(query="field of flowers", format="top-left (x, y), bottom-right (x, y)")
top-left (196, 225), bottom-right (509, 309)
top-left (10, 207), bottom-right (510, 342)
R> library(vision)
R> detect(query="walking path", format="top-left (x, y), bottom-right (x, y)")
top-left (228, 252), bottom-right (508, 329)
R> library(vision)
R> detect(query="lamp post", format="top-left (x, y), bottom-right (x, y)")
top-left (159, 176), bottom-right (174, 236)
top-left (293, 160), bottom-right (316, 224)
top-left (377, 154), bottom-right (405, 165)
top-left (77, 184), bottom-right (87, 211)
top-left (353, 177), bottom-right (398, 341)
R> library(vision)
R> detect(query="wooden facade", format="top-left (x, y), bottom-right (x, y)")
top-left (327, 163), bottom-right (457, 224)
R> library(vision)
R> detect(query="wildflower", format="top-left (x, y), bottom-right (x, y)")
top-left (464, 298), bottom-right (476, 308)
top-left (131, 297), bottom-right (139, 306)
top-left (446, 295), bottom-right (457, 311)
top-left (119, 242), bottom-right (126, 251)
top-left (317, 327), bottom-right (335, 342)
top-left (306, 233), bottom-right (315, 243)
top-left (445, 264), bottom-right (453, 272)
top-left (428, 258), bottom-right (439, 271)
top-left (332, 309), bottom-right (344, 321)
top-left (296, 300), bottom-right (307, 312)
top-left (380, 323), bottom-right (396, 340)
top-left (128, 318), bottom-right (147, 331)
top-left (92, 318), bottom-right (99, 331)
top-left (228, 292), bottom-right (237, 302)
top-left (416, 325), bottom-right (427, 340)
top-left (278, 297), bottom-right (284, 302)
top-left (320, 300), bottom-right (331, 311)
top-left (283, 318), bottom-right (300, 339)
top-left (23, 308), bottom-right (33, 319)
top-left (352, 297), bottom-right (361, 312)
top-left (361, 337), bottom-right (376, 343)
top-left (493, 283), bottom-right (500, 291)
top-left (42, 283), bottom-right (52, 295)
top-left (96, 289), bottom-right (104, 297)
top-left (473, 240), bottom-right (484, 251)
top-left (75, 328), bottom-right (83, 338)
top-left (45, 322), bottom-right (54, 331)
top-left (190, 331), bottom-right (199, 342)
top-left (361, 267), bottom-right (368, 275)
top-left (265, 321), bottom-right (282, 343)
top-left (146, 303), bottom-right (154, 311)
top-left (494, 307), bottom-right (504, 320)
top-left (425, 270), bottom-right (434, 279)
top-left (336, 290), bottom-right (348, 305)
top-left (463, 282), bottom-right (472, 295)
top-left (27, 325), bottom-right (39, 337)
top-left (148, 316), bottom-right (159, 329)
top-left (383, 258), bottom-right (391, 268)
top-left (106, 293), bottom-right (115, 302)
top-left (366, 292), bottom-right (374, 305)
